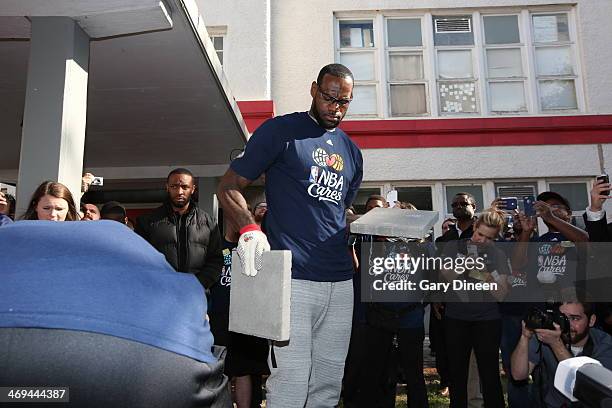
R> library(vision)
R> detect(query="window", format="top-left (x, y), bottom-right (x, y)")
top-left (531, 13), bottom-right (578, 110)
top-left (335, 7), bottom-right (581, 118)
top-left (494, 182), bottom-right (537, 211)
top-left (211, 35), bottom-right (224, 65)
top-left (338, 20), bottom-right (378, 116)
top-left (434, 16), bottom-right (478, 115)
top-left (548, 182), bottom-right (589, 213)
top-left (351, 187), bottom-right (382, 214)
top-left (483, 15), bottom-right (527, 113)
top-left (445, 185), bottom-right (484, 213)
top-left (386, 18), bottom-right (428, 116)
top-left (395, 186), bottom-right (433, 210)
top-left (207, 26), bottom-right (227, 67)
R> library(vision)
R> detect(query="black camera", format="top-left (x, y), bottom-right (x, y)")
top-left (525, 306), bottom-right (570, 335)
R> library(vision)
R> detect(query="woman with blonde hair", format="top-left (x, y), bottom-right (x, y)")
top-left (440, 208), bottom-right (509, 408)
top-left (22, 181), bottom-right (79, 221)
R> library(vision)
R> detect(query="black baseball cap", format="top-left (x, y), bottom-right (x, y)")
top-left (537, 191), bottom-right (571, 211)
top-left (100, 201), bottom-right (126, 219)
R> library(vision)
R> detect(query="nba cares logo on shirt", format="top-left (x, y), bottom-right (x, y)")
top-left (308, 147), bottom-right (346, 205)
top-left (312, 147), bottom-right (344, 172)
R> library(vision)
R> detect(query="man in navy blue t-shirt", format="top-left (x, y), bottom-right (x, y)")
top-left (217, 63), bottom-right (363, 407)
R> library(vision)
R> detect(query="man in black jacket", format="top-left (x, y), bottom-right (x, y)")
top-left (583, 176), bottom-right (612, 241)
top-left (136, 168), bottom-right (223, 289)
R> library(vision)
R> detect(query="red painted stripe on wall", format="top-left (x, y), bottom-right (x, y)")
top-left (237, 101), bottom-right (275, 133)
top-left (340, 115), bottom-right (612, 149)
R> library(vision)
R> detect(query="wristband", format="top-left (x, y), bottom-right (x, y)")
top-left (240, 224), bottom-right (261, 235)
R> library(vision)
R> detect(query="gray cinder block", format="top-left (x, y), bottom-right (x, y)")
top-left (229, 250), bottom-right (292, 341)
top-left (350, 207), bottom-right (439, 239)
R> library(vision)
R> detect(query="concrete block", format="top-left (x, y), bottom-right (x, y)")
top-left (229, 250), bottom-right (292, 341)
top-left (350, 207), bottom-right (439, 239)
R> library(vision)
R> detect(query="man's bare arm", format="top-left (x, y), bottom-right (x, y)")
top-left (217, 168), bottom-right (256, 232)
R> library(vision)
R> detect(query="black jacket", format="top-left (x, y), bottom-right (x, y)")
top-left (135, 201), bottom-right (223, 289)
top-left (583, 211), bottom-right (612, 242)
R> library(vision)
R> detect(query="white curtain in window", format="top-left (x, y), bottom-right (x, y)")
top-left (486, 49), bottom-right (523, 78)
top-left (540, 80), bottom-right (577, 110)
top-left (340, 52), bottom-right (375, 81)
top-left (536, 46), bottom-right (573, 76)
top-left (438, 50), bottom-right (473, 79)
top-left (389, 53), bottom-right (424, 81)
top-left (490, 82), bottom-right (526, 111)
top-left (390, 84), bottom-right (427, 116)
top-left (349, 85), bottom-right (377, 115)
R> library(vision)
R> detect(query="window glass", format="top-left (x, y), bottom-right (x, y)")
top-left (349, 85), bottom-right (378, 115)
top-left (340, 52), bottom-right (375, 81)
top-left (433, 16), bottom-right (474, 45)
top-left (539, 80), bottom-right (577, 110)
top-left (490, 82), bottom-right (526, 112)
top-left (483, 15), bottom-right (520, 44)
top-left (548, 183), bottom-right (589, 212)
top-left (439, 82), bottom-right (478, 113)
top-left (438, 50), bottom-right (473, 79)
top-left (352, 187), bottom-right (382, 213)
top-left (340, 21), bottom-right (375, 48)
top-left (532, 14), bottom-right (570, 43)
top-left (535, 46), bottom-right (573, 76)
top-left (389, 53), bottom-right (424, 81)
top-left (486, 48), bottom-right (523, 77)
top-left (387, 19), bottom-right (422, 47)
top-left (390, 84), bottom-right (427, 116)
top-left (445, 185), bottom-right (484, 213)
top-left (395, 186), bottom-right (433, 210)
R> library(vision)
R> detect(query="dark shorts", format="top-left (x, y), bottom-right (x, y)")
top-left (210, 313), bottom-right (270, 377)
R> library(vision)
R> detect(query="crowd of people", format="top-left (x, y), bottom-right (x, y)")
top-left (2, 62), bottom-right (612, 408)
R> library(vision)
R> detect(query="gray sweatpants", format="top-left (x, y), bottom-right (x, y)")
top-left (266, 278), bottom-right (353, 408)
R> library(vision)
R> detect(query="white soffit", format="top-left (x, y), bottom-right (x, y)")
top-left (0, 0), bottom-right (172, 38)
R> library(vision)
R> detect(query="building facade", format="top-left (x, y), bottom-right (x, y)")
top-left (200, 0), bottom-right (612, 233)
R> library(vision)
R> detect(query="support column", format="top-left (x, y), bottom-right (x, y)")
top-left (197, 177), bottom-right (219, 224)
top-left (16, 17), bottom-right (89, 217)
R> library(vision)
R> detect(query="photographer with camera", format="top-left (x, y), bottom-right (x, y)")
top-left (511, 302), bottom-right (612, 407)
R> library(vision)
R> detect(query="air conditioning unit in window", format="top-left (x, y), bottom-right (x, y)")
top-left (495, 185), bottom-right (537, 212)
top-left (496, 185), bottom-right (537, 199)
top-left (435, 17), bottom-right (471, 34)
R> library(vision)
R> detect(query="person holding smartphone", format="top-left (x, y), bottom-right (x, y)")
top-left (583, 175), bottom-right (612, 241)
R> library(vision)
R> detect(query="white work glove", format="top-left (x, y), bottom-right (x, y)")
top-left (237, 225), bottom-right (270, 277)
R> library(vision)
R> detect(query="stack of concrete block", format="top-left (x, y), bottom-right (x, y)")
top-left (229, 250), bottom-right (292, 341)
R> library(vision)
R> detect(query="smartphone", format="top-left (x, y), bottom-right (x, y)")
top-left (91, 176), bottom-right (104, 186)
top-left (500, 197), bottom-right (518, 211)
top-left (523, 195), bottom-right (536, 217)
top-left (597, 174), bottom-right (610, 196)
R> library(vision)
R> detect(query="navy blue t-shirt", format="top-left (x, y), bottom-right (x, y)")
top-left (231, 112), bottom-right (363, 281)
top-left (530, 232), bottom-right (577, 301)
top-left (208, 239), bottom-right (237, 332)
top-left (0, 221), bottom-right (216, 363)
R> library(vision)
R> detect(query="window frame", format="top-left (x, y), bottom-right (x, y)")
top-left (443, 182), bottom-right (486, 215)
top-left (528, 10), bottom-right (582, 113)
top-left (546, 179), bottom-right (590, 217)
top-left (335, 17), bottom-right (381, 118)
top-left (384, 16), bottom-right (430, 117)
top-left (334, 5), bottom-right (583, 119)
top-left (207, 25), bottom-right (227, 68)
top-left (481, 13), bottom-right (529, 114)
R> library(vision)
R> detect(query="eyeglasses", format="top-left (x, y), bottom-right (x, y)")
top-left (317, 88), bottom-right (352, 107)
top-left (451, 202), bottom-right (472, 208)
